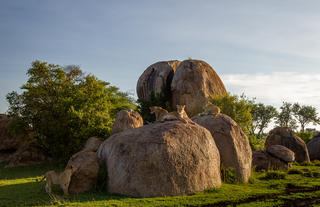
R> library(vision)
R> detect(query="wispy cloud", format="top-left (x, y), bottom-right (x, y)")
top-left (221, 72), bottom-right (320, 109)
top-left (221, 72), bottom-right (320, 130)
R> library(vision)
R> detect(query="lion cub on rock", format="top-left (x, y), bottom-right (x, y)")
top-left (40, 166), bottom-right (76, 195)
top-left (150, 105), bottom-right (193, 124)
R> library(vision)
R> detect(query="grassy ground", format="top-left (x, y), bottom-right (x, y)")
top-left (1, 162), bottom-right (320, 207)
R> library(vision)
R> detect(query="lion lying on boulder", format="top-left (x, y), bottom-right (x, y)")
top-left (40, 165), bottom-right (77, 195)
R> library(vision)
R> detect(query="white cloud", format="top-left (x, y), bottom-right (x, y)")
top-left (221, 72), bottom-right (320, 130)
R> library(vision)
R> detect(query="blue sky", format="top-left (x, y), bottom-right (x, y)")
top-left (1, 0), bottom-right (320, 129)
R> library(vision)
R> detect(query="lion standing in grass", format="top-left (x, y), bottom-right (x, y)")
top-left (41, 166), bottom-right (76, 195)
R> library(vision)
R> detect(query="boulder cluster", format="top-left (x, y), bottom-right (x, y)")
top-left (2, 59), bottom-right (319, 198)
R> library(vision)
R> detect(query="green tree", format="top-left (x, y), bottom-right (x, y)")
top-left (275, 102), bottom-right (297, 130)
top-left (250, 103), bottom-right (278, 138)
top-left (295, 131), bottom-right (313, 144)
top-left (6, 60), bottom-right (135, 158)
top-left (292, 103), bottom-right (320, 132)
top-left (211, 93), bottom-right (254, 135)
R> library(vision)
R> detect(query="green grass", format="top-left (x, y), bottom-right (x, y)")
top-left (1, 162), bottom-right (320, 206)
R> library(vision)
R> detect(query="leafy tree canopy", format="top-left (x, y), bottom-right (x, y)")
top-left (250, 103), bottom-right (278, 138)
top-left (211, 93), bottom-right (254, 135)
top-left (6, 60), bottom-right (135, 158)
top-left (275, 102), bottom-right (298, 130)
top-left (292, 103), bottom-right (320, 132)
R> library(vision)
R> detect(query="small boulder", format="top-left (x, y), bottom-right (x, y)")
top-left (110, 109), bottom-right (143, 135)
top-left (307, 136), bottom-right (320, 161)
top-left (252, 150), bottom-right (293, 170)
top-left (267, 145), bottom-right (295, 162)
top-left (265, 127), bottom-right (310, 163)
top-left (83, 137), bottom-right (102, 152)
top-left (192, 114), bottom-right (252, 182)
top-left (66, 151), bottom-right (100, 194)
top-left (136, 60), bottom-right (181, 101)
top-left (97, 121), bottom-right (221, 197)
top-left (171, 59), bottom-right (227, 117)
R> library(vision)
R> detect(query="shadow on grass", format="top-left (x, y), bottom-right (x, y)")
top-left (0, 180), bottom-right (129, 207)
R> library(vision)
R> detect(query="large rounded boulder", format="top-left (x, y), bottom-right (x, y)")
top-left (136, 60), bottom-right (181, 101)
top-left (171, 60), bottom-right (227, 117)
top-left (110, 109), bottom-right (143, 135)
top-left (307, 136), bottom-right (320, 161)
top-left (66, 151), bottom-right (100, 194)
top-left (97, 120), bottom-right (221, 197)
top-left (265, 127), bottom-right (310, 163)
top-left (192, 114), bottom-right (252, 182)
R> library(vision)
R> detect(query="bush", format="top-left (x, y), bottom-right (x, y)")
top-left (6, 61), bottom-right (135, 158)
top-left (221, 167), bottom-right (237, 184)
top-left (295, 131), bottom-right (313, 144)
top-left (262, 171), bottom-right (286, 180)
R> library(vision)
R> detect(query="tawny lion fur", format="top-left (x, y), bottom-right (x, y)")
top-left (199, 102), bottom-right (221, 117)
top-left (150, 105), bottom-right (193, 124)
top-left (41, 166), bottom-right (76, 195)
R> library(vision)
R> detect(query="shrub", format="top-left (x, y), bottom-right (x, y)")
top-left (221, 167), bottom-right (238, 184)
top-left (6, 61), bottom-right (135, 158)
top-left (295, 131), bottom-right (313, 144)
top-left (262, 171), bottom-right (286, 180)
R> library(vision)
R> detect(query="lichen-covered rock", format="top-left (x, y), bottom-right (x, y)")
top-left (265, 127), bottom-right (310, 163)
top-left (171, 59), bottom-right (227, 117)
top-left (267, 145), bottom-right (295, 162)
top-left (307, 136), bottom-right (320, 161)
top-left (97, 121), bottom-right (221, 197)
top-left (110, 109), bottom-right (143, 135)
top-left (192, 114), bottom-right (252, 182)
top-left (67, 151), bottom-right (100, 194)
top-left (252, 150), bottom-right (293, 170)
top-left (83, 137), bottom-right (102, 152)
top-left (136, 60), bottom-right (181, 101)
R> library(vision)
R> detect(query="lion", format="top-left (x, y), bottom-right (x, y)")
top-left (40, 165), bottom-right (76, 195)
top-left (199, 102), bottom-right (221, 117)
top-left (150, 105), bottom-right (194, 124)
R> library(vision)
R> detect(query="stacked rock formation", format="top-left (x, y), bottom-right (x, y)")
top-left (136, 59), bottom-right (227, 117)
top-left (110, 109), bottom-right (143, 135)
top-left (265, 127), bottom-right (310, 163)
top-left (252, 145), bottom-right (295, 170)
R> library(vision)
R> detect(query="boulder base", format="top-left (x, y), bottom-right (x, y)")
top-left (192, 114), bottom-right (252, 182)
top-left (252, 150), bottom-right (293, 170)
top-left (97, 120), bottom-right (221, 197)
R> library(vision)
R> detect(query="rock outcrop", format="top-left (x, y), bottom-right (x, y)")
top-left (97, 120), bottom-right (221, 197)
top-left (192, 114), bottom-right (252, 182)
top-left (110, 109), bottom-right (143, 135)
top-left (265, 127), bottom-right (310, 163)
top-left (83, 137), bottom-right (102, 152)
top-left (136, 60), bottom-right (181, 101)
top-left (171, 59), bottom-right (227, 117)
top-left (66, 151), bottom-right (100, 194)
top-left (307, 136), bottom-right (320, 161)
